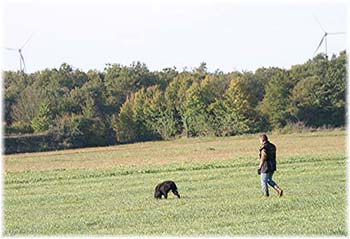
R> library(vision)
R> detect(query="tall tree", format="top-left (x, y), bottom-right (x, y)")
top-left (31, 101), bottom-right (54, 132)
top-left (183, 82), bottom-right (209, 136)
top-left (222, 76), bottom-right (261, 135)
top-left (104, 62), bottom-right (159, 114)
top-left (290, 76), bottom-right (326, 126)
top-left (164, 72), bottom-right (197, 135)
top-left (112, 94), bottom-right (138, 143)
top-left (142, 85), bottom-right (177, 140)
top-left (12, 86), bottom-right (42, 124)
top-left (260, 69), bottom-right (293, 128)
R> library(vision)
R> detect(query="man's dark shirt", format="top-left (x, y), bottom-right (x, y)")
top-left (259, 141), bottom-right (277, 173)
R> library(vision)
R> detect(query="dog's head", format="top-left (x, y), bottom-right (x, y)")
top-left (154, 189), bottom-right (162, 199)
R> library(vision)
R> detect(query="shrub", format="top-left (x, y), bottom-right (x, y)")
top-left (5, 121), bottom-right (34, 135)
top-left (52, 114), bottom-right (116, 148)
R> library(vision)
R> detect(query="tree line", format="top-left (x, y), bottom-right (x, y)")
top-left (4, 51), bottom-right (346, 149)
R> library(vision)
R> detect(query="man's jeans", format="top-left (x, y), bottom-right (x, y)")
top-left (261, 171), bottom-right (277, 196)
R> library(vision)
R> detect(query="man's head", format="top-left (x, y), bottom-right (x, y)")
top-left (260, 134), bottom-right (268, 144)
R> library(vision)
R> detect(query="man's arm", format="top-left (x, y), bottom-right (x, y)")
top-left (258, 149), bottom-right (267, 169)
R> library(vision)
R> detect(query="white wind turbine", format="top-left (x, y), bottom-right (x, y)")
top-left (4, 34), bottom-right (33, 72)
top-left (313, 17), bottom-right (346, 57)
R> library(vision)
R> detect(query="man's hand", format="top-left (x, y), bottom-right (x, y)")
top-left (257, 168), bottom-right (261, 175)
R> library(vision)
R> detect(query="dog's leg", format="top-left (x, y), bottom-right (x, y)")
top-left (172, 190), bottom-right (180, 198)
top-left (160, 189), bottom-right (167, 199)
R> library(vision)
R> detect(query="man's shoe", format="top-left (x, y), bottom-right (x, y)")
top-left (274, 185), bottom-right (283, 197)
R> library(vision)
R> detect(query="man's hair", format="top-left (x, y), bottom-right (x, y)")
top-left (260, 134), bottom-right (268, 142)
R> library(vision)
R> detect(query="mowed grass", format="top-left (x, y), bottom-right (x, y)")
top-left (3, 130), bottom-right (347, 235)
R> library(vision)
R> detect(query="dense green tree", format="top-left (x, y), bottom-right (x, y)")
top-left (142, 86), bottom-right (177, 140)
top-left (290, 76), bottom-right (325, 125)
top-left (254, 67), bottom-right (284, 98)
top-left (132, 88), bottom-right (158, 141)
top-left (325, 51), bottom-right (346, 126)
top-left (183, 82), bottom-right (209, 136)
top-left (81, 72), bottom-right (107, 119)
top-left (289, 51), bottom-right (346, 127)
top-left (4, 71), bottom-right (34, 125)
top-left (3, 50), bottom-right (346, 151)
top-left (112, 94), bottom-right (138, 143)
top-left (207, 100), bottom-right (228, 136)
top-left (200, 74), bottom-right (231, 105)
top-left (154, 67), bottom-right (178, 90)
top-left (223, 76), bottom-right (261, 134)
top-left (260, 69), bottom-right (293, 128)
top-left (104, 62), bottom-right (159, 114)
top-left (200, 74), bottom-right (232, 136)
top-left (164, 72), bottom-right (198, 135)
top-left (31, 101), bottom-right (53, 132)
top-left (11, 86), bottom-right (42, 124)
top-left (53, 113), bottom-right (114, 148)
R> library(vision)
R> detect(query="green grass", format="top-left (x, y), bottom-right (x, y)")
top-left (3, 131), bottom-right (347, 235)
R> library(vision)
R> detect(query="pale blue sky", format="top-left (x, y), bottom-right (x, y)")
top-left (1, 0), bottom-right (348, 73)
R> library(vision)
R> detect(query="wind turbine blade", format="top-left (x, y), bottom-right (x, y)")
top-left (4, 47), bottom-right (17, 51)
top-left (313, 15), bottom-right (326, 33)
top-left (328, 32), bottom-right (347, 35)
top-left (20, 33), bottom-right (34, 49)
top-left (314, 35), bottom-right (325, 55)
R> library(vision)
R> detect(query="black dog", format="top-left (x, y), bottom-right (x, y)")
top-left (154, 180), bottom-right (180, 199)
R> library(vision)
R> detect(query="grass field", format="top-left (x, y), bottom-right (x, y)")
top-left (3, 130), bottom-right (347, 235)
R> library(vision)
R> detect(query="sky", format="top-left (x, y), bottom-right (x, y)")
top-left (0, 0), bottom-right (348, 73)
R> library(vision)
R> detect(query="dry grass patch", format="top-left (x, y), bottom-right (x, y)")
top-left (4, 129), bottom-right (345, 172)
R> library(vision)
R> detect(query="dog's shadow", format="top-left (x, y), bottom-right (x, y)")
top-left (154, 195), bottom-right (192, 200)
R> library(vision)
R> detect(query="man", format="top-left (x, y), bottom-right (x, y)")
top-left (258, 134), bottom-right (283, 197)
